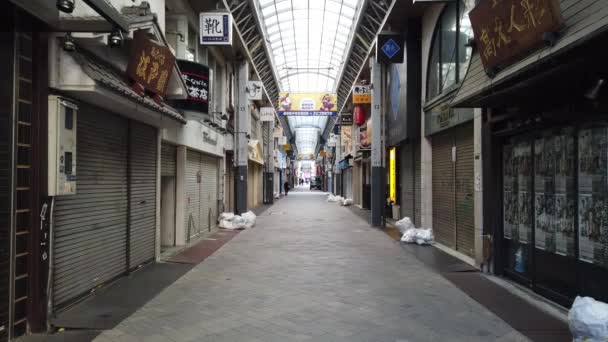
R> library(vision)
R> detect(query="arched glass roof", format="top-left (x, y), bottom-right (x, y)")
top-left (255, 0), bottom-right (363, 156)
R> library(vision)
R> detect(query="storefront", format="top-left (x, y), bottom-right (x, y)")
top-left (450, 0), bottom-right (608, 305)
top-left (48, 21), bottom-right (187, 311)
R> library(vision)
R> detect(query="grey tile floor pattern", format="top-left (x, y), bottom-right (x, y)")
top-left (94, 189), bottom-right (529, 342)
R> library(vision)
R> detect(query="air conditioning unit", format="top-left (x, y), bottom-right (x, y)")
top-left (48, 96), bottom-right (77, 196)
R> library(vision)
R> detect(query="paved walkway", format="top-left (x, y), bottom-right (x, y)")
top-left (94, 189), bottom-right (527, 342)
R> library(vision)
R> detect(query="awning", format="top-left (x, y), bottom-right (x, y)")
top-left (451, 0), bottom-right (608, 108)
top-left (248, 140), bottom-right (264, 165)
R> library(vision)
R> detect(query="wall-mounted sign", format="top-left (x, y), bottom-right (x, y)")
top-left (425, 104), bottom-right (474, 136)
top-left (200, 12), bottom-right (232, 45)
top-left (278, 136), bottom-right (287, 145)
top-left (340, 113), bottom-right (353, 125)
top-left (352, 85), bottom-right (371, 104)
top-left (278, 92), bottom-right (338, 116)
top-left (174, 59), bottom-right (210, 113)
top-left (469, 0), bottom-right (562, 74)
top-left (260, 107), bottom-right (275, 122)
top-left (127, 30), bottom-right (175, 97)
top-left (248, 81), bottom-right (264, 100)
top-left (273, 125), bottom-right (284, 138)
top-left (376, 34), bottom-right (404, 64)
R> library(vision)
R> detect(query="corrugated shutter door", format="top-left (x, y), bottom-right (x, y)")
top-left (400, 143), bottom-right (415, 222)
top-left (186, 150), bottom-right (201, 238)
top-left (161, 143), bottom-right (176, 176)
top-left (129, 122), bottom-right (157, 268)
top-left (201, 155), bottom-right (218, 232)
top-left (53, 107), bottom-right (128, 309)
top-left (432, 129), bottom-right (455, 249)
top-left (414, 142), bottom-right (422, 226)
top-left (455, 123), bottom-right (475, 257)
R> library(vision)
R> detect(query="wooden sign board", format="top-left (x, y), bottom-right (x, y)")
top-left (469, 0), bottom-right (563, 74)
top-left (127, 30), bottom-right (175, 97)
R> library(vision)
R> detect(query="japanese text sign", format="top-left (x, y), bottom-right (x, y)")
top-left (200, 12), bottom-right (232, 45)
top-left (174, 59), bottom-right (210, 113)
top-left (469, 0), bottom-right (562, 74)
top-left (352, 85), bottom-right (371, 104)
top-left (127, 30), bottom-right (175, 97)
top-left (260, 107), bottom-right (275, 122)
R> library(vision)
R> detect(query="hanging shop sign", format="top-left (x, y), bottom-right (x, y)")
top-left (200, 12), bottom-right (232, 45)
top-left (376, 34), bottom-right (404, 64)
top-left (358, 119), bottom-right (372, 150)
top-left (248, 81), bottom-right (264, 100)
top-left (340, 112), bottom-right (353, 125)
top-left (278, 136), bottom-right (287, 145)
top-left (278, 92), bottom-right (338, 116)
top-left (327, 134), bottom-right (336, 147)
top-left (389, 147), bottom-right (397, 203)
top-left (174, 60), bottom-right (210, 113)
top-left (352, 85), bottom-right (371, 104)
top-left (341, 125), bottom-right (353, 155)
top-left (260, 107), bottom-right (275, 122)
top-left (127, 30), bottom-right (175, 98)
top-left (469, 0), bottom-right (562, 75)
top-left (273, 125), bottom-right (284, 138)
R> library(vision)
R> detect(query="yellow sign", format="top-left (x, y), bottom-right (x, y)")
top-left (278, 93), bottom-right (338, 116)
top-left (353, 85), bottom-right (371, 104)
top-left (389, 147), bottom-right (397, 203)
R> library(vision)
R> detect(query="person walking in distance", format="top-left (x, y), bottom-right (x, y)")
top-left (284, 181), bottom-right (290, 196)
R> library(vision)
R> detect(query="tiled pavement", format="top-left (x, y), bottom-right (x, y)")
top-left (93, 189), bottom-right (528, 342)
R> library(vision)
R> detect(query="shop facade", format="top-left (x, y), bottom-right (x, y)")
top-left (451, 0), bottom-right (608, 306)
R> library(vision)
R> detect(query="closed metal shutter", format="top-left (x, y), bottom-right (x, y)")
top-left (432, 129), bottom-right (456, 249)
top-left (200, 155), bottom-right (218, 233)
top-left (431, 122), bottom-right (475, 257)
top-left (53, 107), bottom-right (128, 309)
top-left (414, 143), bottom-right (422, 226)
top-left (455, 123), bottom-right (475, 257)
top-left (186, 150), bottom-right (201, 239)
top-left (161, 143), bottom-right (176, 176)
top-left (400, 142), bottom-right (422, 226)
top-left (128, 122), bottom-right (157, 268)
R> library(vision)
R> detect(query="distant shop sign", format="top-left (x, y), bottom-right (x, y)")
top-left (200, 12), bottom-right (232, 45)
top-left (340, 113), bottom-right (353, 125)
top-left (260, 107), bottom-right (275, 122)
top-left (469, 0), bottom-right (562, 75)
top-left (352, 86), bottom-right (371, 104)
top-left (376, 34), bottom-right (404, 64)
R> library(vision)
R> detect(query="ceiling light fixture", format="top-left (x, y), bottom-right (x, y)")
top-left (62, 33), bottom-right (76, 52)
top-left (57, 0), bottom-right (75, 13)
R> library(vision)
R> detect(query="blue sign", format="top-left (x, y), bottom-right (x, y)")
top-left (376, 34), bottom-right (404, 64)
top-left (382, 39), bottom-right (400, 59)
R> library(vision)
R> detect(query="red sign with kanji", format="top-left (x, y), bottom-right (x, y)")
top-left (469, 0), bottom-right (563, 73)
top-left (127, 30), bottom-right (175, 97)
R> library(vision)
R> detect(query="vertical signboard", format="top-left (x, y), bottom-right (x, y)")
top-left (389, 147), bottom-right (397, 203)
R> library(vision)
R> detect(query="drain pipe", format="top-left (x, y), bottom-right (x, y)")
top-left (46, 196), bottom-right (55, 331)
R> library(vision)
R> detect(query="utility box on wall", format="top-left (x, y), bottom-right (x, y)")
top-left (48, 96), bottom-right (77, 196)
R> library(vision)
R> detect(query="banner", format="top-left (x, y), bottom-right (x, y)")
top-left (278, 93), bottom-right (338, 116)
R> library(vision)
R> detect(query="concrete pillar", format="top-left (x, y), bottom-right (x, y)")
top-left (175, 145), bottom-right (187, 246)
top-left (371, 61), bottom-right (386, 227)
top-left (235, 61), bottom-right (249, 214)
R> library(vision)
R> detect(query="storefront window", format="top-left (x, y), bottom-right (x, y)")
top-left (427, 0), bottom-right (475, 100)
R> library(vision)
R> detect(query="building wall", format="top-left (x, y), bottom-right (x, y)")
top-left (68, 0), bottom-right (166, 32)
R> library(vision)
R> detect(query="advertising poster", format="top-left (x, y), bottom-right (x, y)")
top-left (578, 127), bottom-right (608, 266)
top-left (515, 141), bottom-right (532, 244)
top-left (341, 126), bottom-right (352, 155)
top-left (554, 129), bottom-right (576, 256)
top-left (278, 93), bottom-right (338, 116)
top-left (503, 144), bottom-right (514, 239)
top-left (518, 191), bottom-right (532, 244)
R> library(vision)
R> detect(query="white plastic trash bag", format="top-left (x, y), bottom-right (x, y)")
top-left (219, 212), bottom-right (235, 221)
top-left (219, 219), bottom-right (237, 230)
top-left (400, 228), bottom-right (434, 245)
top-left (569, 296), bottom-right (608, 341)
top-left (327, 194), bottom-right (337, 202)
top-left (395, 217), bottom-right (415, 234)
top-left (241, 211), bottom-right (257, 228)
top-left (340, 198), bottom-right (353, 206)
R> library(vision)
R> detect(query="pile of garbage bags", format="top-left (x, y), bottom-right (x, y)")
top-left (395, 217), bottom-right (434, 245)
top-left (569, 296), bottom-right (608, 341)
top-left (218, 211), bottom-right (257, 230)
top-left (327, 194), bottom-right (353, 206)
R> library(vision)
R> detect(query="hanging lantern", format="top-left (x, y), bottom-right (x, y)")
top-left (354, 105), bottom-right (366, 126)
